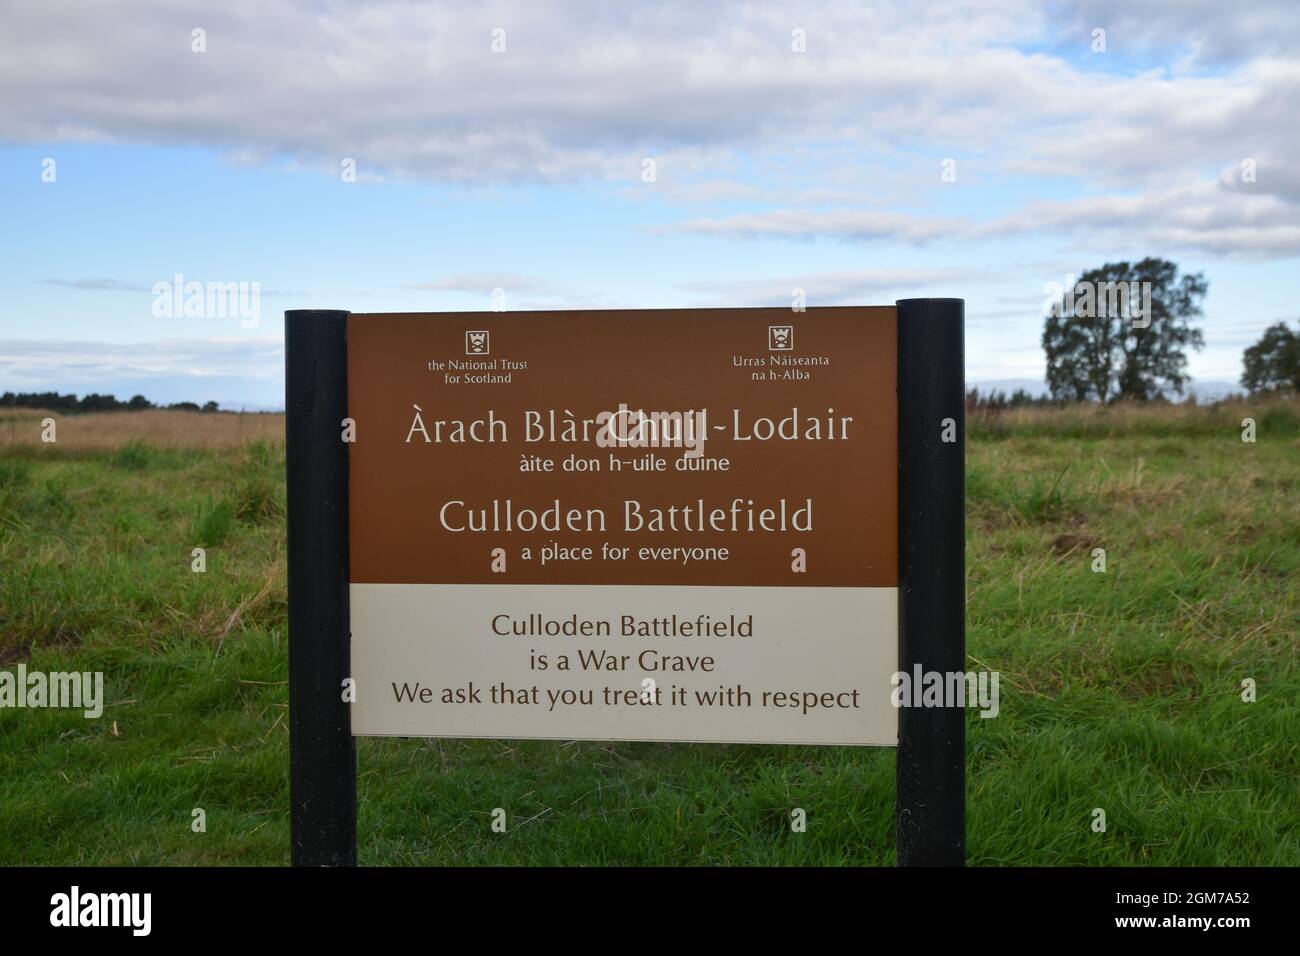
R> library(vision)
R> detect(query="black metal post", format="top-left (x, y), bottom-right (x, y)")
top-left (895, 298), bottom-right (966, 866)
top-left (286, 309), bottom-right (356, 866)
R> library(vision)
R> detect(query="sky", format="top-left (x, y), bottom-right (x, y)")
top-left (1, 0), bottom-right (1297, 409)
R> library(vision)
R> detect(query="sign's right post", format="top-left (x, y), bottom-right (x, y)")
top-left (895, 298), bottom-right (966, 867)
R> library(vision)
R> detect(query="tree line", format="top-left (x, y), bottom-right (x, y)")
top-left (2, 392), bottom-right (222, 414)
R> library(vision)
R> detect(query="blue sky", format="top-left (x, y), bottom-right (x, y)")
top-left (2, 0), bottom-right (1297, 408)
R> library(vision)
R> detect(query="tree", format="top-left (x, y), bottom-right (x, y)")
top-left (1042, 257), bottom-right (1206, 402)
top-left (1241, 321), bottom-right (1300, 395)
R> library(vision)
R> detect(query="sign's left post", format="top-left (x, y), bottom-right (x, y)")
top-left (286, 309), bottom-right (357, 866)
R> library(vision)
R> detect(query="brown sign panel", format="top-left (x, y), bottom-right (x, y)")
top-left (347, 308), bottom-right (896, 587)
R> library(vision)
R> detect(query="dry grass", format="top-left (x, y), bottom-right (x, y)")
top-left (970, 396), bottom-right (1300, 437)
top-left (0, 408), bottom-right (284, 450)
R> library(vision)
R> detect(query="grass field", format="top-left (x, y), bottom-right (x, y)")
top-left (1, 404), bottom-right (1297, 865)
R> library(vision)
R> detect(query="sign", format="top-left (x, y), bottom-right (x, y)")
top-left (285, 298), bottom-right (964, 866)
top-left (346, 308), bottom-right (899, 745)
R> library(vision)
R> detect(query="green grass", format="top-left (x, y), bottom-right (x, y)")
top-left (1, 422), bottom-right (1297, 865)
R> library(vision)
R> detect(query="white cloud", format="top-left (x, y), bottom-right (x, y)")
top-left (1046, 0), bottom-right (1300, 67)
top-left (39, 278), bottom-right (151, 292)
top-left (409, 273), bottom-right (568, 295)
top-left (666, 209), bottom-right (962, 244)
top-left (405, 273), bottom-right (619, 310)
top-left (664, 179), bottom-right (1300, 258)
top-left (680, 267), bottom-right (986, 306)
top-left (992, 182), bottom-right (1300, 257)
top-left (3, 0), bottom-right (1297, 262)
top-left (1, 0), bottom-right (1287, 189)
top-left (0, 337), bottom-right (283, 385)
